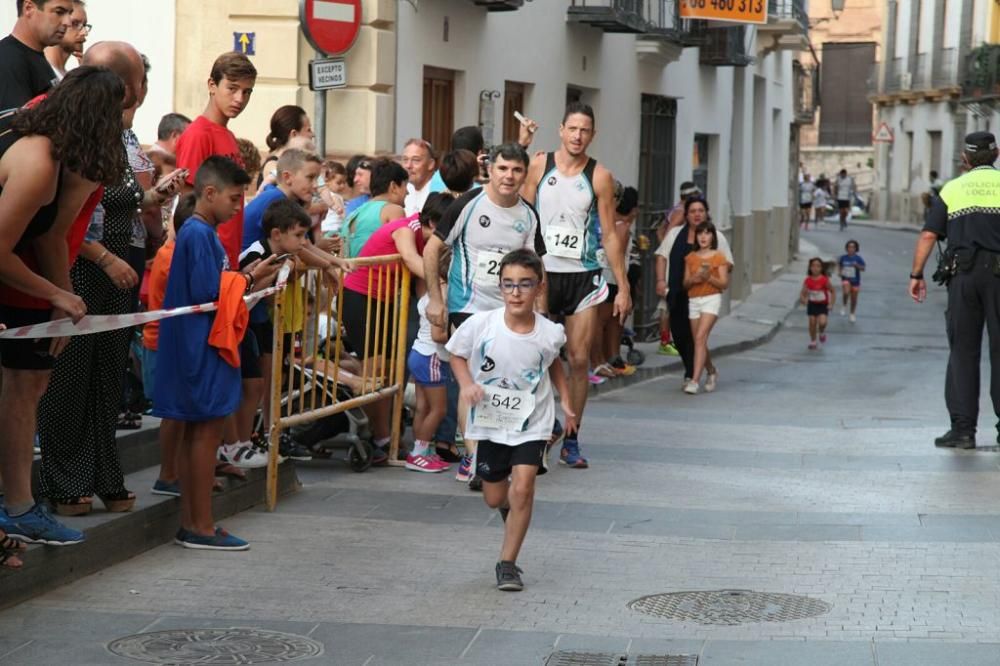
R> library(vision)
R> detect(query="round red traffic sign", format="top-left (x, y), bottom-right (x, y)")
top-left (299, 0), bottom-right (361, 56)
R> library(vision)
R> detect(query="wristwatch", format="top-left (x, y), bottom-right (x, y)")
top-left (909, 272), bottom-right (924, 280)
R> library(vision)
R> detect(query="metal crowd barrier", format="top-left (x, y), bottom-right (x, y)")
top-left (265, 255), bottom-right (412, 510)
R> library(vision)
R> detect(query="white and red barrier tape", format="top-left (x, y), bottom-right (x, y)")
top-left (0, 265), bottom-right (292, 340)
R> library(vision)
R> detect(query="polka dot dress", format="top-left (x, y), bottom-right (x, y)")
top-left (37, 156), bottom-right (143, 501)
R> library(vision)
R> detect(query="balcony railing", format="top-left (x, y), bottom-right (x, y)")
top-left (695, 24), bottom-right (753, 67)
top-left (469, 0), bottom-right (525, 10)
top-left (567, 0), bottom-right (648, 33)
top-left (962, 44), bottom-right (1000, 100)
top-left (767, 0), bottom-right (808, 33)
top-left (866, 61), bottom-right (882, 97)
top-left (794, 61), bottom-right (819, 124)
top-left (932, 48), bottom-right (960, 89)
top-left (885, 58), bottom-right (910, 92)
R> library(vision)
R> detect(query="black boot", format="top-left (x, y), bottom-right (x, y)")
top-left (934, 430), bottom-right (976, 449)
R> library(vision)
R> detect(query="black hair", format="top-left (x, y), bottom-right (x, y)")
top-left (616, 186), bottom-right (639, 216)
top-left (157, 112), bottom-right (191, 141)
top-left (562, 101), bottom-right (595, 126)
top-left (369, 158), bottom-right (408, 196)
top-left (266, 105), bottom-right (308, 152)
top-left (489, 142), bottom-right (530, 167)
top-left (694, 221), bottom-right (719, 250)
top-left (345, 154), bottom-right (370, 188)
top-left (193, 155), bottom-right (251, 197)
top-left (967, 148), bottom-right (998, 168)
top-left (845, 239), bottom-right (860, 252)
top-left (499, 248), bottom-right (544, 282)
top-left (451, 126), bottom-right (484, 154)
top-left (807, 257), bottom-right (827, 276)
top-left (683, 196), bottom-right (710, 220)
top-left (419, 192), bottom-right (455, 228)
top-left (172, 192), bottom-right (196, 235)
top-left (439, 149), bottom-right (478, 193)
top-left (13, 66), bottom-right (126, 185)
top-left (262, 197), bottom-right (311, 235)
top-left (929, 170), bottom-right (938, 179)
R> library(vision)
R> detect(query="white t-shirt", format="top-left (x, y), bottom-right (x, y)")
top-left (799, 181), bottom-right (816, 204)
top-left (404, 180), bottom-right (433, 217)
top-left (836, 176), bottom-right (854, 201)
top-left (446, 308), bottom-right (566, 446)
top-left (413, 293), bottom-right (449, 359)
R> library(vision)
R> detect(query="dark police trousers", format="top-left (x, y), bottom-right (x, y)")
top-left (945, 252), bottom-right (1000, 434)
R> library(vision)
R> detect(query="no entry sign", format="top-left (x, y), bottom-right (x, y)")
top-left (299, 0), bottom-right (361, 56)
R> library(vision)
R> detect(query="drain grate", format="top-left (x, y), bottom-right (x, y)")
top-left (628, 589), bottom-right (832, 625)
top-left (107, 627), bottom-right (323, 664)
top-left (545, 653), bottom-right (697, 666)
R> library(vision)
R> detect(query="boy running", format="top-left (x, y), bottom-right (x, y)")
top-left (838, 239), bottom-right (866, 322)
top-left (447, 249), bottom-right (574, 591)
top-left (153, 157), bottom-right (280, 550)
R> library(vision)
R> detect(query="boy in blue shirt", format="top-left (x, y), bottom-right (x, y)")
top-left (154, 156), bottom-right (280, 551)
top-left (838, 239), bottom-right (866, 322)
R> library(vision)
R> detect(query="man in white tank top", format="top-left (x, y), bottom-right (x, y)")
top-left (521, 102), bottom-right (632, 469)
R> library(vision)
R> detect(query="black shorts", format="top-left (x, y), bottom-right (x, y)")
top-left (806, 302), bottom-right (829, 317)
top-left (626, 264), bottom-right (641, 302)
top-left (547, 269), bottom-right (608, 317)
top-left (448, 311), bottom-right (472, 333)
top-left (606, 282), bottom-right (619, 302)
top-left (239, 328), bottom-right (263, 379)
top-left (837, 199), bottom-right (851, 210)
top-left (250, 320), bottom-right (274, 356)
top-left (341, 288), bottom-right (397, 359)
top-left (799, 202), bottom-right (812, 210)
top-left (474, 439), bottom-right (548, 483)
top-left (0, 305), bottom-right (55, 370)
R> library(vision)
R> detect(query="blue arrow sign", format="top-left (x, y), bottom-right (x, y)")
top-left (234, 32), bottom-right (255, 56)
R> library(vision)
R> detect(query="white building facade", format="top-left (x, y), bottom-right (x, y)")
top-left (396, 0), bottom-right (809, 324)
top-left (871, 0), bottom-right (1000, 224)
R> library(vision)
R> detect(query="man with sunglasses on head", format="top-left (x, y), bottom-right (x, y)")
top-left (43, 0), bottom-right (88, 80)
top-left (0, 0), bottom-right (73, 110)
top-left (423, 142), bottom-right (547, 488)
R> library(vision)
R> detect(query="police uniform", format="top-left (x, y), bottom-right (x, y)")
top-left (924, 132), bottom-right (1000, 446)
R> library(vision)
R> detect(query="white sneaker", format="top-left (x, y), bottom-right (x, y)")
top-left (683, 381), bottom-right (699, 395)
top-left (849, 313), bottom-right (856, 323)
top-left (705, 370), bottom-right (718, 393)
top-left (840, 307), bottom-right (846, 316)
top-left (218, 442), bottom-right (268, 469)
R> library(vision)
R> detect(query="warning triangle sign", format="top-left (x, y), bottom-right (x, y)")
top-left (873, 122), bottom-right (894, 143)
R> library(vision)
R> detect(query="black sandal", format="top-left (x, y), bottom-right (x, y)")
top-left (52, 496), bottom-right (93, 516)
top-left (98, 490), bottom-right (136, 513)
top-left (116, 411), bottom-right (142, 430)
top-left (1, 530), bottom-right (25, 570)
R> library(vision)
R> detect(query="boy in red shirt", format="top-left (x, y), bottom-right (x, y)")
top-left (174, 52), bottom-right (257, 269)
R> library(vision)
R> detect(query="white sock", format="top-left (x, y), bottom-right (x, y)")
top-left (412, 439), bottom-right (432, 457)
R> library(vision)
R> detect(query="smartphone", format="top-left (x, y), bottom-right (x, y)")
top-left (271, 253), bottom-right (295, 263)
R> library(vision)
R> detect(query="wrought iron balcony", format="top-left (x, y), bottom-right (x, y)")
top-left (962, 44), bottom-right (1000, 101)
top-left (793, 60), bottom-right (819, 124)
top-left (567, 0), bottom-right (648, 33)
top-left (695, 23), bottom-right (753, 67)
top-left (884, 58), bottom-right (910, 93)
top-left (756, 0), bottom-right (808, 53)
top-left (469, 0), bottom-right (525, 10)
top-left (914, 49), bottom-right (960, 92)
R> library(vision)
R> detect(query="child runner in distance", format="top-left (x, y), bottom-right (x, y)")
top-left (406, 246), bottom-right (453, 473)
top-left (838, 239), bottom-right (865, 322)
top-left (681, 221), bottom-right (730, 395)
top-left (152, 156), bottom-right (281, 551)
top-left (801, 257), bottom-right (835, 350)
top-left (447, 249), bottom-right (575, 592)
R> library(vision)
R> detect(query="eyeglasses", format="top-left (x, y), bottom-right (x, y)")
top-left (499, 279), bottom-right (538, 294)
top-left (70, 21), bottom-right (93, 34)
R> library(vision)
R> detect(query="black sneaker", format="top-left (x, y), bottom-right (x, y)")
top-left (934, 430), bottom-right (976, 449)
top-left (495, 560), bottom-right (523, 591)
top-left (279, 433), bottom-right (313, 461)
top-left (499, 505), bottom-right (510, 523)
top-left (468, 475), bottom-right (483, 492)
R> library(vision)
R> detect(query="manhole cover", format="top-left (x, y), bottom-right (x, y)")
top-left (628, 589), bottom-right (832, 625)
top-left (545, 654), bottom-right (697, 666)
top-left (107, 627), bottom-right (323, 664)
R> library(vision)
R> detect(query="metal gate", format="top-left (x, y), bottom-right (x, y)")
top-left (635, 94), bottom-right (677, 340)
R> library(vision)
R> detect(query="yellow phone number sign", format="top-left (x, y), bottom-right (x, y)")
top-left (679, 0), bottom-right (768, 25)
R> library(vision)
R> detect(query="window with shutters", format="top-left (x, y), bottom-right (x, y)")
top-left (819, 43), bottom-right (876, 146)
top-left (423, 66), bottom-right (455, 153)
top-left (503, 81), bottom-right (528, 144)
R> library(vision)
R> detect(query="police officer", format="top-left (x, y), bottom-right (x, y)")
top-left (909, 131), bottom-right (1000, 449)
